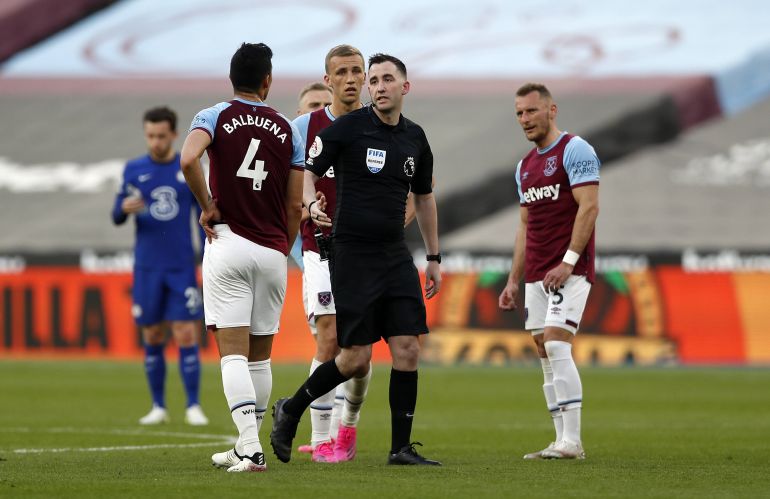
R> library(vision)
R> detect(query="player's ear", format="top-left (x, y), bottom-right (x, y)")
top-left (261, 73), bottom-right (272, 100)
top-left (402, 80), bottom-right (411, 96)
top-left (549, 103), bottom-right (557, 119)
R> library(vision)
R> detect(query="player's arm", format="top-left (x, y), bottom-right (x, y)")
top-left (111, 176), bottom-right (129, 225)
top-left (412, 137), bottom-right (440, 299)
top-left (303, 171), bottom-right (329, 227)
top-left (414, 192), bottom-right (441, 299)
top-left (303, 124), bottom-right (341, 227)
top-left (286, 168), bottom-right (304, 251)
top-left (542, 184), bottom-right (598, 291)
top-left (180, 129), bottom-right (219, 241)
top-left (542, 137), bottom-right (600, 291)
top-left (406, 176), bottom-right (435, 227)
top-left (566, 184), bottom-right (599, 256)
top-left (111, 167), bottom-right (144, 224)
top-left (499, 206), bottom-right (527, 310)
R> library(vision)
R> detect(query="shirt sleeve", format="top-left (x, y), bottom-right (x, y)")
top-left (189, 102), bottom-right (230, 141)
top-left (514, 160), bottom-right (525, 204)
top-left (287, 119), bottom-right (306, 168)
top-left (306, 120), bottom-right (342, 177)
top-left (410, 130), bottom-right (434, 194)
top-left (564, 136), bottom-right (600, 187)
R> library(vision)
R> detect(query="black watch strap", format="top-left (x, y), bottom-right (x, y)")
top-left (426, 253), bottom-right (441, 263)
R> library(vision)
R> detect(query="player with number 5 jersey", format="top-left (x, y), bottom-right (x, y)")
top-left (181, 42), bottom-right (304, 473)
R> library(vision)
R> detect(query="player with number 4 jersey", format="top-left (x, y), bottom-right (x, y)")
top-left (181, 42), bottom-right (304, 473)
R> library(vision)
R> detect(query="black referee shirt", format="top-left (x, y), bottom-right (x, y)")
top-left (306, 105), bottom-right (433, 244)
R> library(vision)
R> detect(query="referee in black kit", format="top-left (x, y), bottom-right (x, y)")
top-left (271, 53), bottom-right (442, 466)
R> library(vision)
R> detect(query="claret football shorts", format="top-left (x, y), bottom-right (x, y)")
top-left (524, 275), bottom-right (591, 335)
top-left (202, 224), bottom-right (286, 335)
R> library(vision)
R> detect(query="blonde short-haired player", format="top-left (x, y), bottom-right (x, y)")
top-left (499, 83), bottom-right (600, 460)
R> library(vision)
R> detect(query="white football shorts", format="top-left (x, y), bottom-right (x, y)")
top-left (524, 275), bottom-right (591, 335)
top-left (302, 250), bottom-right (335, 335)
top-left (202, 224), bottom-right (287, 335)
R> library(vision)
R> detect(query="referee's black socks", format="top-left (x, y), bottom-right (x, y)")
top-left (390, 368), bottom-right (418, 453)
top-left (283, 359), bottom-right (348, 418)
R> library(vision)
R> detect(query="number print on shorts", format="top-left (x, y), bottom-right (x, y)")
top-left (184, 287), bottom-right (202, 313)
top-left (237, 138), bottom-right (269, 190)
top-left (149, 186), bottom-right (179, 221)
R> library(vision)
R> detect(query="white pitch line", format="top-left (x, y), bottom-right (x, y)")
top-left (14, 441), bottom-right (231, 454)
top-left (1, 427), bottom-right (234, 441)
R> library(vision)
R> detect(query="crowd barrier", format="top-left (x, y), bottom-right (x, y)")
top-left (1, 254), bottom-right (768, 365)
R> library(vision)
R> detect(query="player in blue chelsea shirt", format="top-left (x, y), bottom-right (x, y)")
top-left (112, 107), bottom-right (209, 426)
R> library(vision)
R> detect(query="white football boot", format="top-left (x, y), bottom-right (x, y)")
top-left (184, 404), bottom-right (209, 426)
top-left (212, 448), bottom-right (243, 469)
top-left (227, 453), bottom-right (267, 472)
top-left (541, 440), bottom-right (586, 460)
top-left (523, 442), bottom-right (557, 460)
top-left (139, 405), bottom-right (169, 425)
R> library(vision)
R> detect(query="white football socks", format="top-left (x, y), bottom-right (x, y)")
top-left (221, 354), bottom-right (262, 456)
top-left (330, 384), bottom-right (345, 439)
top-left (544, 341), bottom-right (583, 445)
top-left (308, 358), bottom-right (336, 446)
top-left (540, 357), bottom-right (564, 442)
top-left (341, 363), bottom-right (371, 427)
top-left (248, 359), bottom-right (272, 433)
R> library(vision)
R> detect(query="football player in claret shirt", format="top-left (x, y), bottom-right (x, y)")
top-left (287, 82), bottom-right (332, 271)
top-left (291, 45), bottom-right (371, 464)
top-left (111, 106), bottom-right (208, 427)
top-left (499, 83), bottom-right (601, 460)
top-left (181, 42), bottom-right (304, 473)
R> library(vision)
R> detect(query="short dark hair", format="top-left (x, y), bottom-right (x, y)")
top-left (229, 42), bottom-right (273, 94)
top-left (516, 82), bottom-right (552, 101)
top-left (143, 106), bottom-right (177, 132)
top-left (368, 53), bottom-right (407, 79)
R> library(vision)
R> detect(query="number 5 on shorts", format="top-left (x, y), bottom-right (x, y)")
top-left (237, 138), bottom-right (268, 190)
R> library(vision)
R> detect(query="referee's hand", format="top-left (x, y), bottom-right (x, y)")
top-left (424, 261), bottom-right (441, 299)
top-left (309, 202), bottom-right (332, 228)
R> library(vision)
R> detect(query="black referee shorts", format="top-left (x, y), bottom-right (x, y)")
top-left (330, 241), bottom-right (428, 348)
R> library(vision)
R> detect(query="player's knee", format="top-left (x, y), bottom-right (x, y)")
top-left (172, 321), bottom-right (198, 347)
top-left (337, 348), bottom-right (371, 378)
top-left (314, 315), bottom-right (338, 361)
top-left (391, 337), bottom-right (420, 367)
top-left (142, 325), bottom-right (165, 345)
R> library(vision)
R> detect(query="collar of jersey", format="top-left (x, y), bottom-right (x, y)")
top-left (234, 97), bottom-right (268, 107)
top-left (367, 105), bottom-right (407, 131)
top-left (537, 131), bottom-right (567, 155)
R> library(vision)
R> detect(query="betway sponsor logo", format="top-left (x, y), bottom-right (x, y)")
top-left (523, 184), bottom-right (560, 203)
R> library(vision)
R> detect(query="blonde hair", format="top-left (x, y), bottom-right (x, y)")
top-left (324, 44), bottom-right (364, 74)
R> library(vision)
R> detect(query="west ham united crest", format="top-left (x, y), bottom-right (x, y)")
top-left (544, 155), bottom-right (558, 176)
top-left (403, 156), bottom-right (415, 177)
top-left (366, 148), bottom-right (386, 173)
top-left (318, 291), bottom-right (332, 307)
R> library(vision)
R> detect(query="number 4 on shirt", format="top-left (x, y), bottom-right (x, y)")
top-left (237, 138), bottom-right (268, 190)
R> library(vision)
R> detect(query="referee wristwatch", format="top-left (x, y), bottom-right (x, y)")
top-left (426, 253), bottom-right (441, 264)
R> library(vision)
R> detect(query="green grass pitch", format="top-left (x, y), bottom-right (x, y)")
top-left (1, 360), bottom-right (768, 498)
